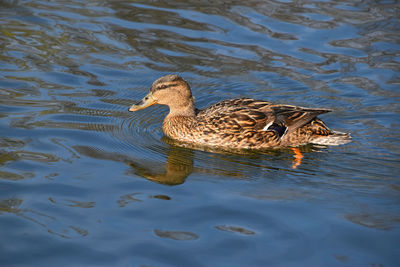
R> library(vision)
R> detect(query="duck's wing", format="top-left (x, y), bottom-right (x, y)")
top-left (269, 104), bottom-right (332, 134)
top-left (197, 98), bottom-right (331, 137)
top-left (197, 98), bottom-right (273, 130)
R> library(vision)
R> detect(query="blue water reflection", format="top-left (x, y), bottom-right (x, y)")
top-left (1, 0), bottom-right (399, 266)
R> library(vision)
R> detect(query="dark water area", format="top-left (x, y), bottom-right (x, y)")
top-left (1, 0), bottom-right (400, 266)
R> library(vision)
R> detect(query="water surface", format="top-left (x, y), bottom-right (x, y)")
top-left (1, 0), bottom-right (400, 266)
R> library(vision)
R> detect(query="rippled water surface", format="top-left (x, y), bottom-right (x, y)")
top-left (1, 0), bottom-right (400, 266)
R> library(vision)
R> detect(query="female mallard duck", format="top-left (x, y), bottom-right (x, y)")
top-left (129, 75), bottom-right (351, 149)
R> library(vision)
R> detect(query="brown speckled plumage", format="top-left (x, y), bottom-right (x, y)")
top-left (129, 75), bottom-right (351, 149)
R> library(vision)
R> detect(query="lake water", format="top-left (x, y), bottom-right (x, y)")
top-left (1, 0), bottom-right (399, 266)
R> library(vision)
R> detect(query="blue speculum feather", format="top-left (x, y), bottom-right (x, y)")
top-left (267, 123), bottom-right (287, 137)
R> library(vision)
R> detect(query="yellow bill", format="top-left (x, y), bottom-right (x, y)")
top-left (129, 92), bottom-right (157, 112)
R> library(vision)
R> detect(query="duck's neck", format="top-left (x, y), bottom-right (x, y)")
top-left (162, 102), bottom-right (196, 139)
top-left (167, 101), bottom-right (196, 118)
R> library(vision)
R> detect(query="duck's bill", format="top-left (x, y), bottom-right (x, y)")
top-left (129, 92), bottom-right (157, 111)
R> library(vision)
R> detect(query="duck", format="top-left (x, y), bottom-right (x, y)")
top-left (129, 74), bottom-right (351, 150)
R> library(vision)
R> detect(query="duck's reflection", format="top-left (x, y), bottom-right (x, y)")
top-left (126, 145), bottom-right (194, 185)
top-left (74, 144), bottom-right (193, 185)
top-left (74, 140), bottom-right (310, 185)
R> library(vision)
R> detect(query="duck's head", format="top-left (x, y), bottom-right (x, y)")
top-left (129, 74), bottom-right (195, 116)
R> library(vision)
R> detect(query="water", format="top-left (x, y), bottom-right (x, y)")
top-left (1, 0), bottom-right (399, 266)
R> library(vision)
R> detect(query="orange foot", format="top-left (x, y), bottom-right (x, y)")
top-left (291, 147), bottom-right (304, 169)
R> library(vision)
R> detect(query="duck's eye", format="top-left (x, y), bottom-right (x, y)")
top-left (159, 84), bottom-right (168, 89)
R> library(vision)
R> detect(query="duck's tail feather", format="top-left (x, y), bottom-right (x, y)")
top-left (310, 131), bottom-right (352, 146)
